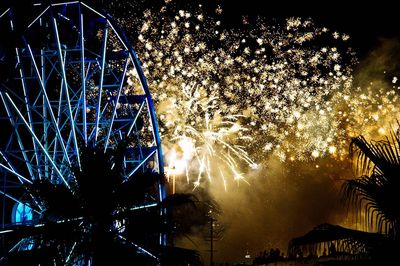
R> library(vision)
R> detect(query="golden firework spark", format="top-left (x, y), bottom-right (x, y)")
top-left (117, 1), bottom-right (400, 190)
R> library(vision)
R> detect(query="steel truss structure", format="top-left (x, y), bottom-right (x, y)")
top-left (0, 1), bottom-right (165, 264)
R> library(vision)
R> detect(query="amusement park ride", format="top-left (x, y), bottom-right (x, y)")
top-left (0, 1), bottom-right (170, 264)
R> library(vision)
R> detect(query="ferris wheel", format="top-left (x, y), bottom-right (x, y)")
top-left (0, 1), bottom-right (166, 264)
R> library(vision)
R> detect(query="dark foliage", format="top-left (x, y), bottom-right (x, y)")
top-left (341, 128), bottom-right (400, 263)
top-left (2, 141), bottom-right (203, 265)
top-left (342, 133), bottom-right (400, 238)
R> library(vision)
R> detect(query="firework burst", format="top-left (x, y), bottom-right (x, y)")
top-left (114, 1), bottom-right (400, 190)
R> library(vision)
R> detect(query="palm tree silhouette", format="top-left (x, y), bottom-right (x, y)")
top-left (2, 140), bottom-right (204, 265)
top-left (288, 130), bottom-right (400, 263)
top-left (342, 131), bottom-right (400, 240)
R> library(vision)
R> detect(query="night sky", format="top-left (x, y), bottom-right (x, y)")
top-left (223, 0), bottom-right (400, 57)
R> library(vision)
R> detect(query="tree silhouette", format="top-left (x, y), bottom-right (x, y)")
top-left (2, 140), bottom-right (204, 265)
top-left (342, 130), bottom-right (400, 240)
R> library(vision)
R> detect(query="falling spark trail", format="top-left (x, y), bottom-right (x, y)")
top-left (109, 0), bottom-right (400, 190)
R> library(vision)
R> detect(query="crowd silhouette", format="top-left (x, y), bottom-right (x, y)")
top-left (253, 248), bottom-right (284, 265)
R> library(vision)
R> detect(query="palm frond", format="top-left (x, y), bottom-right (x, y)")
top-left (344, 128), bottom-right (400, 239)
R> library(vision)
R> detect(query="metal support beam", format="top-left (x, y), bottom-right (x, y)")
top-left (94, 22), bottom-right (108, 142)
top-left (2, 92), bottom-right (70, 190)
top-left (51, 13), bottom-right (81, 168)
top-left (104, 58), bottom-right (129, 151)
